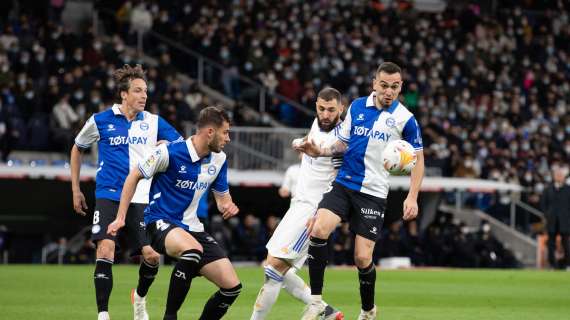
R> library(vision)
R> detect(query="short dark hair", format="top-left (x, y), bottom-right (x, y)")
top-left (197, 106), bottom-right (231, 129)
top-left (376, 62), bottom-right (402, 76)
top-left (317, 87), bottom-right (342, 103)
top-left (113, 64), bottom-right (147, 95)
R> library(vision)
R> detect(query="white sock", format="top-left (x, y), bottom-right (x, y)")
top-left (250, 265), bottom-right (284, 320)
top-left (282, 269), bottom-right (311, 304)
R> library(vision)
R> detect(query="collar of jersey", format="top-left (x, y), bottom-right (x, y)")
top-left (365, 93), bottom-right (399, 114)
top-left (185, 138), bottom-right (201, 163)
top-left (112, 104), bottom-right (145, 121)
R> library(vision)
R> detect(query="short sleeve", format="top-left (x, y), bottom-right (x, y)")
top-left (157, 116), bottom-right (183, 142)
top-left (211, 161), bottom-right (229, 194)
top-left (138, 144), bottom-right (170, 179)
top-left (74, 115), bottom-right (100, 149)
top-left (402, 116), bottom-right (423, 150)
top-left (337, 105), bottom-right (352, 143)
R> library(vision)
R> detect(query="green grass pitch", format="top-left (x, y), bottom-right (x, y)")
top-left (0, 265), bottom-right (569, 319)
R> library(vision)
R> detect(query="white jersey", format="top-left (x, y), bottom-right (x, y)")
top-left (267, 119), bottom-right (343, 268)
top-left (292, 119), bottom-right (343, 207)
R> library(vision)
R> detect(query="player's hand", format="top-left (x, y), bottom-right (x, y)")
top-left (107, 219), bottom-right (125, 236)
top-left (403, 197), bottom-right (418, 221)
top-left (295, 138), bottom-right (320, 157)
top-left (306, 217), bottom-right (316, 234)
top-left (219, 202), bottom-right (239, 219)
top-left (72, 190), bottom-right (88, 216)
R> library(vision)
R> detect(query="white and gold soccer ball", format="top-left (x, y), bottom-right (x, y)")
top-left (382, 140), bottom-right (417, 175)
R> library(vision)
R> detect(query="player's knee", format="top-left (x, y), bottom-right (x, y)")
top-left (266, 255), bottom-right (289, 273)
top-left (96, 240), bottom-right (115, 260)
top-left (354, 253), bottom-right (373, 268)
top-left (142, 247), bottom-right (160, 265)
top-left (311, 221), bottom-right (331, 239)
top-left (172, 243), bottom-right (203, 258)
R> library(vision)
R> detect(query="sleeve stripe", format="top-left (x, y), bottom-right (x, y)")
top-left (338, 135), bottom-right (349, 143)
top-left (138, 164), bottom-right (152, 179)
top-left (212, 188), bottom-right (229, 195)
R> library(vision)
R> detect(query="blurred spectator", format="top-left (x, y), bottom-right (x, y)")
top-left (236, 213), bottom-right (266, 261)
top-left (540, 165), bottom-right (570, 269)
top-left (51, 93), bottom-right (78, 153)
top-left (278, 153), bottom-right (301, 198)
top-left (0, 224), bottom-right (8, 263)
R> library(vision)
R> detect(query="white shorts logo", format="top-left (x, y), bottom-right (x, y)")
top-left (92, 224), bottom-right (101, 234)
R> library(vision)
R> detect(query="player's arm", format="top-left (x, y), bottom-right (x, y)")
top-left (211, 160), bottom-right (237, 219)
top-left (70, 145), bottom-right (88, 215)
top-left (295, 138), bottom-right (347, 157)
top-left (71, 115), bottom-right (100, 216)
top-left (402, 117), bottom-right (424, 221)
top-left (213, 192), bottom-right (239, 220)
top-left (107, 168), bottom-right (144, 235)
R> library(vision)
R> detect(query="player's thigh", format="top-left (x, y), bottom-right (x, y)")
top-left (312, 209), bottom-right (342, 238)
top-left (354, 235), bottom-right (376, 268)
top-left (200, 258), bottom-right (240, 289)
top-left (164, 227), bottom-right (203, 258)
top-left (348, 192), bottom-right (386, 242)
top-left (266, 201), bottom-right (315, 264)
top-left (91, 198), bottom-right (119, 243)
top-left (314, 182), bottom-right (350, 238)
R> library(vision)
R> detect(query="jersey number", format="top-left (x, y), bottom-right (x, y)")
top-left (93, 211), bottom-right (100, 224)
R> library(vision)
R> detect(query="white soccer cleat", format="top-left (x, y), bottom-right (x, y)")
top-left (301, 300), bottom-right (327, 320)
top-left (98, 311), bottom-right (110, 320)
top-left (357, 305), bottom-right (377, 320)
top-left (131, 288), bottom-right (149, 320)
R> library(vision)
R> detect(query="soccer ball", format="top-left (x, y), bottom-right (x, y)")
top-left (382, 140), bottom-right (417, 175)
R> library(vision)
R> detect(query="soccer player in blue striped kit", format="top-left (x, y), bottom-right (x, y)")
top-left (296, 62), bottom-right (424, 320)
top-left (71, 64), bottom-right (182, 320)
top-left (107, 106), bottom-right (242, 320)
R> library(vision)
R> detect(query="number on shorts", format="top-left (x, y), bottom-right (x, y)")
top-left (93, 211), bottom-right (100, 224)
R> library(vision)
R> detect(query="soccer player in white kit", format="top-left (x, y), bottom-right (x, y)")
top-left (250, 88), bottom-right (345, 320)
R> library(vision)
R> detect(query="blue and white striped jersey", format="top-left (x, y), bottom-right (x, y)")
top-left (138, 139), bottom-right (229, 232)
top-left (74, 104), bottom-right (181, 203)
top-left (336, 93), bottom-right (423, 198)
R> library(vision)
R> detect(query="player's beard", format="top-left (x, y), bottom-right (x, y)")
top-left (317, 114), bottom-right (339, 132)
top-left (208, 135), bottom-right (223, 153)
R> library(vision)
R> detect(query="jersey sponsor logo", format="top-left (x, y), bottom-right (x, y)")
top-left (385, 117), bottom-right (396, 128)
top-left (107, 124), bottom-right (115, 132)
top-left (207, 165), bottom-right (217, 175)
top-left (140, 122), bottom-right (149, 130)
top-left (108, 135), bottom-right (148, 146)
top-left (179, 165), bottom-right (187, 173)
top-left (357, 113), bottom-right (365, 121)
top-left (353, 126), bottom-right (392, 141)
top-left (175, 179), bottom-right (209, 190)
top-left (370, 226), bottom-right (378, 234)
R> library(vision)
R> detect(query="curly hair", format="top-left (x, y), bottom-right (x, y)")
top-left (113, 64), bottom-right (147, 96)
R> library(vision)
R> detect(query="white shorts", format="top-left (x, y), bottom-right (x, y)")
top-left (266, 200), bottom-right (317, 269)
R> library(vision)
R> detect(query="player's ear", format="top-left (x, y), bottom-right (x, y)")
top-left (120, 90), bottom-right (127, 101)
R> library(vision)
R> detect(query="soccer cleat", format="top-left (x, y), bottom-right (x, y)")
top-left (323, 304), bottom-right (344, 320)
top-left (98, 311), bottom-right (110, 320)
top-left (301, 300), bottom-right (327, 320)
top-left (131, 288), bottom-right (149, 320)
top-left (357, 305), bottom-right (377, 320)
